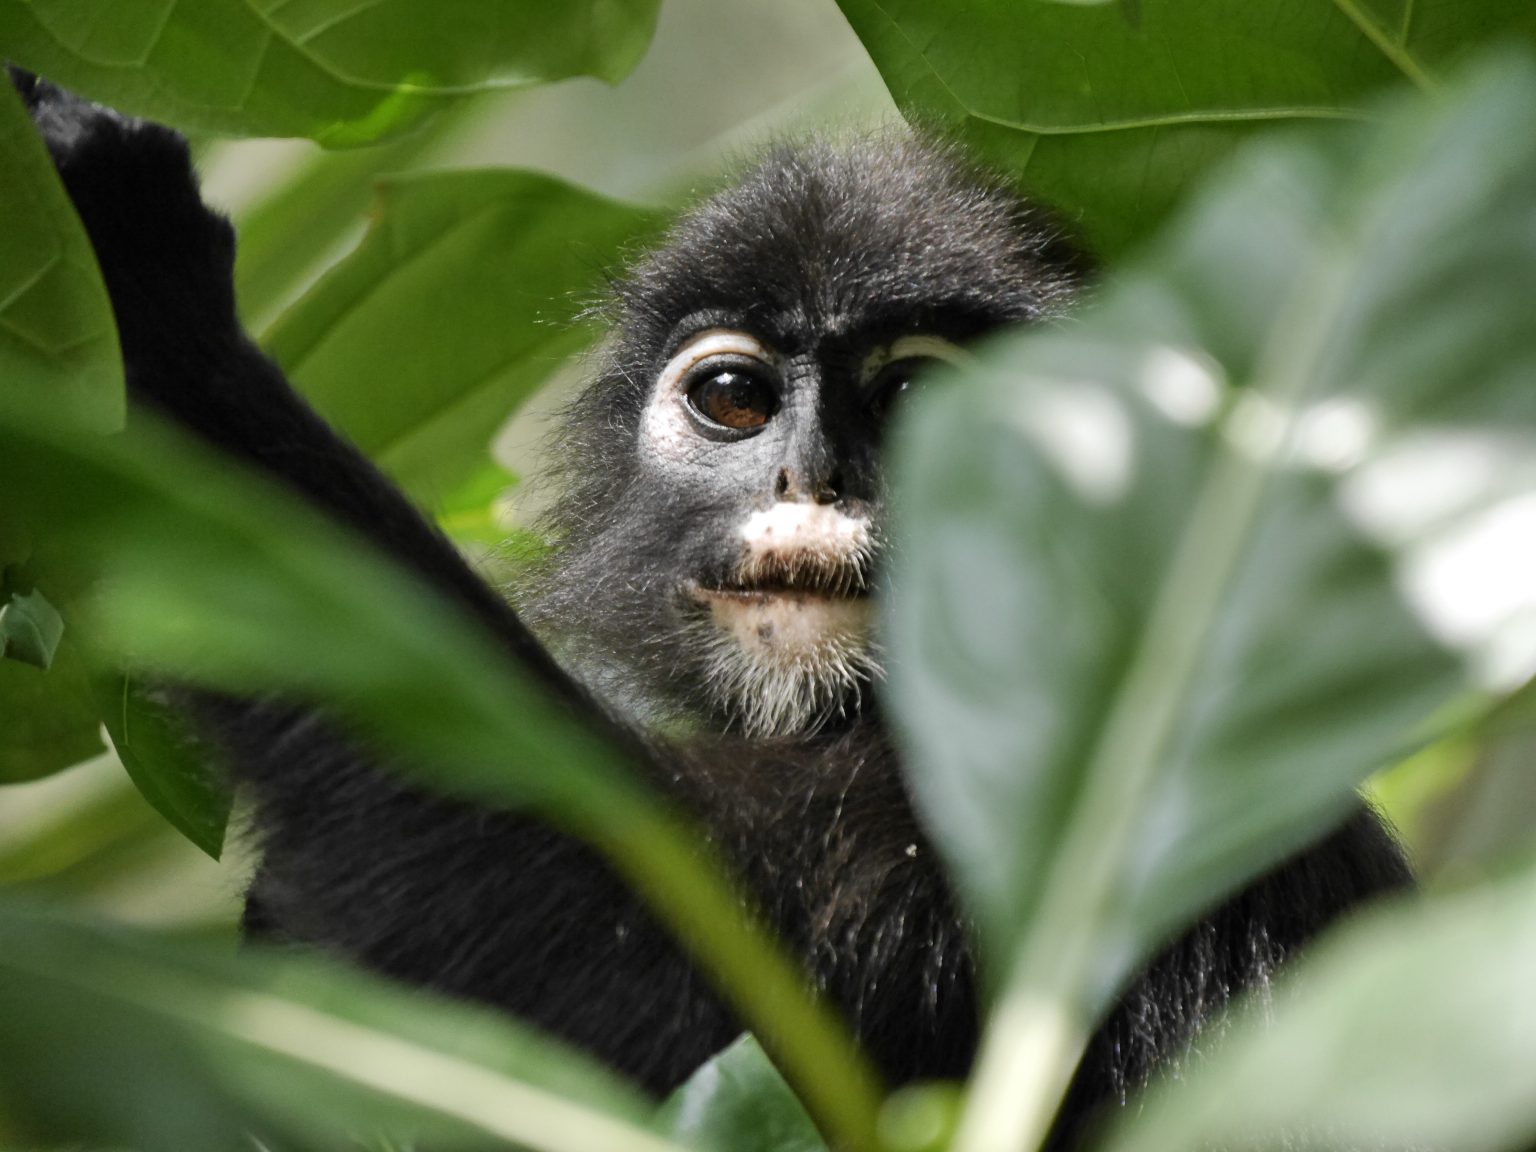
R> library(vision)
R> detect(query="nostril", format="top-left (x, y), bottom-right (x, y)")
top-left (774, 468), bottom-right (791, 499)
top-left (814, 469), bottom-right (844, 504)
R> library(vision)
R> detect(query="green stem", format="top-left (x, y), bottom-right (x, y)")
top-left (585, 795), bottom-right (886, 1152)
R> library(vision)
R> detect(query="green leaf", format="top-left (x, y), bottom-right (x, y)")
top-left (0, 637), bottom-right (104, 784)
top-left (887, 52), bottom-right (1536, 1151)
top-left (233, 115), bottom-right (457, 332)
top-left (1102, 863), bottom-right (1536, 1152)
top-left (835, 0), bottom-right (1536, 255)
top-left (0, 397), bottom-right (883, 1152)
top-left (0, 901), bottom-right (682, 1152)
top-left (91, 671), bottom-right (232, 860)
top-left (0, 76), bottom-right (122, 430)
top-left (660, 1036), bottom-right (827, 1152)
top-left (0, 587), bottom-right (63, 669)
top-left (263, 170), bottom-right (664, 503)
top-left (0, 0), bottom-right (660, 144)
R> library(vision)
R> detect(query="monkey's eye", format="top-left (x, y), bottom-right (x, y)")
top-left (687, 367), bottom-right (779, 431)
top-left (866, 358), bottom-right (936, 419)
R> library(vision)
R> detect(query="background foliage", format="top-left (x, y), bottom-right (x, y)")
top-left (1, 2), bottom-right (1534, 1152)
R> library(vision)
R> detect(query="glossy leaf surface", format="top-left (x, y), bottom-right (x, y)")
top-left (0, 0), bottom-right (660, 144)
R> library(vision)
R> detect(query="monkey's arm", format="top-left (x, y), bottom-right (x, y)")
top-left (13, 73), bottom-right (750, 1085)
top-left (18, 71), bottom-right (560, 675)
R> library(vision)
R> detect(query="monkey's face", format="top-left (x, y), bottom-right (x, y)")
top-left (530, 136), bottom-right (1080, 737)
top-left (631, 322), bottom-right (969, 736)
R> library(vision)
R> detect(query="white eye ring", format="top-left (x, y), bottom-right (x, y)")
top-left (859, 334), bottom-right (972, 386)
top-left (658, 329), bottom-right (778, 396)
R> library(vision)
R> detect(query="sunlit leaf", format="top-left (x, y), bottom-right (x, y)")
top-left (264, 170), bottom-right (663, 502)
top-left (1102, 864), bottom-right (1536, 1152)
top-left (0, 0), bottom-right (661, 144)
top-left (835, 0), bottom-right (1536, 254)
top-left (887, 52), bottom-right (1536, 1150)
top-left (0, 75), bottom-right (121, 429)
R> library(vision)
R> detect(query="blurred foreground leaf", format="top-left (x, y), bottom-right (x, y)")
top-left (266, 170), bottom-right (663, 502)
top-left (1103, 864), bottom-right (1536, 1152)
top-left (888, 53), bottom-right (1536, 1152)
top-left (0, 901), bottom-right (680, 1152)
top-left (0, 0), bottom-right (661, 144)
top-left (0, 75), bottom-right (121, 429)
top-left (836, 0), bottom-right (1536, 255)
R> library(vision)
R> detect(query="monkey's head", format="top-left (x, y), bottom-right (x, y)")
top-left (525, 135), bottom-right (1080, 738)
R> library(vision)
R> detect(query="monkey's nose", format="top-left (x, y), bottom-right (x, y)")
top-left (774, 466), bottom-right (844, 504)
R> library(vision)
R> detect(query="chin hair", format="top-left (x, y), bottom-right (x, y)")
top-left (692, 611), bottom-right (885, 738)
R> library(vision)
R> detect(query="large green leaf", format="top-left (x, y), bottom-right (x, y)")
top-left (886, 54), bottom-right (1536, 1151)
top-left (0, 76), bottom-right (121, 429)
top-left (0, 396), bottom-right (883, 1152)
top-left (263, 170), bottom-right (664, 503)
top-left (0, 0), bottom-right (660, 144)
top-left (1102, 862), bottom-right (1536, 1152)
top-left (0, 902), bottom-right (680, 1152)
top-left (835, 0), bottom-right (1536, 255)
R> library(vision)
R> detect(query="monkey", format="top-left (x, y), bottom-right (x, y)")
top-left (13, 71), bottom-right (1412, 1149)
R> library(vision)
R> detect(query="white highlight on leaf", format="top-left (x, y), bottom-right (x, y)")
top-left (1294, 396), bottom-right (1378, 473)
top-left (1400, 495), bottom-right (1536, 691)
top-left (1224, 392), bottom-right (1289, 461)
top-left (1011, 381), bottom-right (1134, 505)
top-left (1341, 429), bottom-right (1536, 692)
top-left (1137, 346), bottom-right (1224, 426)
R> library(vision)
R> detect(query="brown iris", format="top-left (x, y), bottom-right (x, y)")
top-left (687, 368), bottom-right (778, 430)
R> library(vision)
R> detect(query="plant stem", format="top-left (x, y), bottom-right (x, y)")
top-left (587, 796), bottom-right (887, 1152)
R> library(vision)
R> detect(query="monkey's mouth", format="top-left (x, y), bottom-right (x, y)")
top-left (690, 550), bottom-right (872, 603)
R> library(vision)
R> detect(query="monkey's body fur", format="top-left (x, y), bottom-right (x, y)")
top-left (19, 76), bottom-right (1411, 1148)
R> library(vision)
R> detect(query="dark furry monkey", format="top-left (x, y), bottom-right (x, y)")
top-left (13, 70), bottom-right (1409, 1149)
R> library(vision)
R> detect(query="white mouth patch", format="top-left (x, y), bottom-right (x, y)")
top-left (736, 502), bottom-right (873, 591)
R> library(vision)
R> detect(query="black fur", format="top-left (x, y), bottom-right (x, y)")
top-left (17, 77), bottom-right (1411, 1148)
